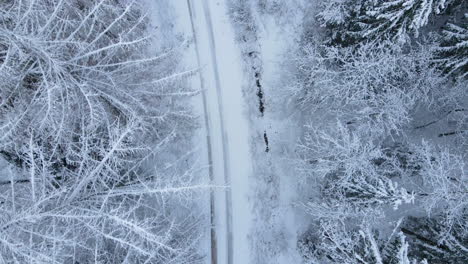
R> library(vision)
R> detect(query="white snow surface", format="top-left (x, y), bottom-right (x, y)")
top-left (171, 1), bottom-right (254, 263)
top-left (225, 2), bottom-right (311, 263)
top-left (250, 14), bottom-right (306, 264)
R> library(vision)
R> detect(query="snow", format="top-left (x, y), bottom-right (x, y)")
top-left (2, 0), bottom-right (465, 262)
top-left (225, 2), bottom-right (309, 263)
top-left (253, 13), bottom-right (306, 264)
top-left (253, 18), bottom-right (301, 264)
top-left (170, 1), bottom-right (254, 263)
top-left (151, 1), bottom-right (211, 262)
top-left (0, 158), bottom-right (12, 182)
top-left (201, 1), bottom-right (254, 263)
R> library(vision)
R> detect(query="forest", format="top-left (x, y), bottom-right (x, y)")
top-left (0, 0), bottom-right (466, 263)
top-left (0, 0), bottom-right (204, 263)
top-left (290, 0), bottom-right (467, 263)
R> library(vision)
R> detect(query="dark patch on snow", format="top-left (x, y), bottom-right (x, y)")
top-left (438, 130), bottom-right (466, 137)
top-left (254, 71), bottom-right (265, 116)
top-left (263, 131), bottom-right (269, 152)
top-left (246, 51), bottom-right (265, 116)
top-left (247, 51), bottom-right (257, 57)
top-left (414, 108), bottom-right (466, 129)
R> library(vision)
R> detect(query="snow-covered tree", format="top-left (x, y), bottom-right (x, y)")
top-left (316, 0), bottom-right (366, 46)
top-left (0, 166), bottom-right (205, 263)
top-left (299, 221), bottom-right (427, 264)
top-left (361, 0), bottom-right (455, 42)
top-left (299, 121), bottom-right (466, 215)
top-left (290, 41), bottom-right (441, 138)
top-left (296, 1), bottom-right (466, 263)
top-left (436, 13), bottom-right (468, 78)
top-left (339, 176), bottom-right (415, 210)
top-left (0, 0), bottom-right (203, 262)
top-left (298, 122), bottom-right (416, 212)
top-left (317, 0), bottom-right (357, 27)
top-left (297, 124), bottom-right (467, 262)
top-left (402, 216), bottom-right (468, 263)
top-left (0, 0), bottom-right (195, 177)
top-left (318, 0), bottom-right (461, 45)
top-left (411, 142), bottom-right (467, 226)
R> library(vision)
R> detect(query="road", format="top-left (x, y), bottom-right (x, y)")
top-left (183, 0), bottom-right (253, 264)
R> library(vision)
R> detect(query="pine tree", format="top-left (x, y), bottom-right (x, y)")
top-left (299, 222), bottom-right (427, 264)
top-left (316, 0), bottom-right (366, 46)
top-left (436, 13), bottom-right (468, 78)
top-left (318, 0), bottom-right (459, 45)
top-left (339, 176), bottom-right (415, 210)
top-left (360, 0), bottom-right (454, 42)
top-left (402, 216), bottom-right (468, 263)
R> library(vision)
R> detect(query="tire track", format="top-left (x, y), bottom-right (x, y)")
top-left (185, 2), bottom-right (217, 263)
top-left (186, 1), bottom-right (233, 263)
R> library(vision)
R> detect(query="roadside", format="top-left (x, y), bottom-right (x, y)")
top-left (226, 1), bottom-right (308, 263)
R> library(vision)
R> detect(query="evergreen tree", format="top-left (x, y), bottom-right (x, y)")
top-left (316, 0), bottom-right (366, 46)
top-left (318, 0), bottom-right (462, 45)
top-left (299, 222), bottom-right (427, 264)
top-left (436, 13), bottom-right (468, 78)
top-left (402, 216), bottom-right (468, 263)
top-left (360, 0), bottom-right (454, 42)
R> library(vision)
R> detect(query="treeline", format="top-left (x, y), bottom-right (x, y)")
top-left (0, 0), bottom-right (203, 263)
top-left (291, 0), bottom-right (467, 263)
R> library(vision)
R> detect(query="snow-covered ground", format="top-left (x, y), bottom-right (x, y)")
top-left (255, 17), bottom-right (305, 264)
top-left (226, 2), bottom-right (311, 263)
top-left (162, 1), bottom-right (313, 263)
top-left (171, 0), bottom-right (254, 263)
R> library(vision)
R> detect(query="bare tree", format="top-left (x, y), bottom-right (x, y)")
top-left (410, 142), bottom-right (467, 226)
top-left (297, 122), bottom-right (415, 213)
top-left (289, 41), bottom-right (441, 137)
top-left (0, 0), bottom-right (204, 263)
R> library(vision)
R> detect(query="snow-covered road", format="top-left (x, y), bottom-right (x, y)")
top-left (173, 0), bottom-right (253, 263)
